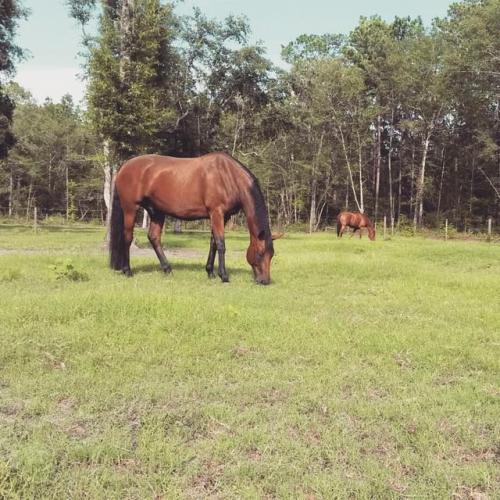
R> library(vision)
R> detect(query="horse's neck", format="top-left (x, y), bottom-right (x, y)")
top-left (240, 190), bottom-right (263, 241)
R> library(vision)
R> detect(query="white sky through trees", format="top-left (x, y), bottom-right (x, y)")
top-left (14, 0), bottom-right (452, 104)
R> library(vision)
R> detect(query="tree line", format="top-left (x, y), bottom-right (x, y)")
top-left (1, 0), bottom-right (499, 232)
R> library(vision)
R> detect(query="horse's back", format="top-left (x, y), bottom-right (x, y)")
top-left (115, 153), bottom-right (249, 218)
top-left (337, 211), bottom-right (355, 225)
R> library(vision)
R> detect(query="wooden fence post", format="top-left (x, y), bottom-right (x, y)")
top-left (34, 207), bottom-right (38, 234)
top-left (383, 216), bottom-right (387, 240)
top-left (391, 216), bottom-right (394, 236)
top-left (445, 219), bottom-right (448, 241)
top-left (487, 217), bottom-right (492, 242)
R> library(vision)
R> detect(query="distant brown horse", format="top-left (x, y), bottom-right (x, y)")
top-left (337, 211), bottom-right (376, 240)
top-left (110, 152), bottom-right (281, 284)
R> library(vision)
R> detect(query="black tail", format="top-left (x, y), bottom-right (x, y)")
top-left (337, 220), bottom-right (342, 237)
top-left (109, 189), bottom-right (126, 270)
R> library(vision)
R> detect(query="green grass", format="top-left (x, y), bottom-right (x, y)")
top-left (0, 225), bottom-right (499, 499)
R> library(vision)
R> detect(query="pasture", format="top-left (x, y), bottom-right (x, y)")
top-left (0, 224), bottom-right (499, 499)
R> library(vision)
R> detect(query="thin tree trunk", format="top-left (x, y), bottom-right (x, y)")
top-left (387, 111), bottom-right (394, 221)
top-left (357, 131), bottom-right (364, 213)
top-left (436, 147), bottom-right (446, 220)
top-left (65, 163), bottom-right (70, 221)
top-left (397, 145), bottom-right (402, 225)
top-left (309, 131), bottom-right (325, 233)
top-left (410, 142), bottom-right (415, 220)
top-left (8, 167), bottom-right (13, 217)
top-left (345, 174), bottom-right (349, 210)
top-left (374, 114), bottom-right (381, 221)
top-left (414, 130), bottom-right (432, 229)
top-left (339, 126), bottom-right (362, 212)
top-left (468, 155), bottom-right (475, 219)
top-left (103, 140), bottom-right (114, 241)
top-left (26, 181), bottom-right (33, 221)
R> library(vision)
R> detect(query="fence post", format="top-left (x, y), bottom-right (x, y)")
top-left (391, 216), bottom-right (394, 236)
top-left (487, 217), bottom-right (492, 242)
top-left (445, 219), bottom-right (448, 241)
top-left (34, 207), bottom-right (38, 234)
top-left (383, 216), bottom-right (387, 240)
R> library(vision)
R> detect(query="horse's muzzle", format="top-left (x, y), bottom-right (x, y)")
top-left (256, 277), bottom-right (271, 285)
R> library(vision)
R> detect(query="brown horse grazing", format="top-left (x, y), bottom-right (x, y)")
top-left (337, 211), bottom-right (376, 240)
top-left (110, 152), bottom-right (281, 284)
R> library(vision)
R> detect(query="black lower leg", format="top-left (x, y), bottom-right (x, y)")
top-left (206, 234), bottom-right (217, 278)
top-left (122, 241), bottom-right (132, 276)
top-left (216, 237), bottom-right (229, 282)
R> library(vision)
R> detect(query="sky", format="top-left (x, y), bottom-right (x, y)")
top-left (14, 0), bottom-right (454, 104)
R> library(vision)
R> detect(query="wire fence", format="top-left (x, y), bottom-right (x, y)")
top-left (0, 206), bottom-right (498, 241)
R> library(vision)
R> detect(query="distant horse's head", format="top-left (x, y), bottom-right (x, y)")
top-left (246, 232), bottom-right (283, 285)
top-left (368, 224), bottom-right (376, 241)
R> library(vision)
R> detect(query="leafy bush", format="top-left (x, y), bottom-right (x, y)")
top-left (50, 260), bottom-right (89, 282)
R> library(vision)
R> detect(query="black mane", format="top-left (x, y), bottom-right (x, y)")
top-left (234, 158), bottom-right (273, 250)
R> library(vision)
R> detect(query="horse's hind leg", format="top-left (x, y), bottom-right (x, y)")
top-left (148, 213), bottom-right (172, 274)
top-left (205, 232), bottom-right (217, 278)
top-left (122, 207), bottom-right (137, 276)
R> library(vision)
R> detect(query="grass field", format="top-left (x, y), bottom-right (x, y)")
top-left (0, 224), bottom-right (499, 499)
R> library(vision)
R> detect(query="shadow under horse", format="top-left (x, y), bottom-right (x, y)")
top-left (109, 152), bottom-right (281, 284)
top-left (337, 211), bottom-right (376, 240)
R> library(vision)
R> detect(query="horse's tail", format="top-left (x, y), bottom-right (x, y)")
top-left (337, 219), bottom-right (342, 237)
top-left (109, 188), bottom-right (126, 270)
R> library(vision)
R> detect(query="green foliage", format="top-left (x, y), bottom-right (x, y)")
top-left (50, 259), bottom-right (89, 282)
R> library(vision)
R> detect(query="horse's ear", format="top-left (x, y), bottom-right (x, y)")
top-left (271, 232), bottom-right (284, 240)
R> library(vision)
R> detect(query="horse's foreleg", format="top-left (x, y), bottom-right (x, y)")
top-left (205, 232), bottom-right (217, 278)
top-left (148, 214), bottom-right (172, 274)
top-left (210, 210), bottom-right (229, 283)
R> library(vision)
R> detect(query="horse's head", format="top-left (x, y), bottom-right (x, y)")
top-left (368, 226), bottom-right (376, 241)
top-left (246, 232), bottom-right (283, 285)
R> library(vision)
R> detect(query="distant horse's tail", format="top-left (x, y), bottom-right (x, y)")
top-left (109, 188), bottom-right (126, 270)
top-left (337, 219), bottom-right (342, 237)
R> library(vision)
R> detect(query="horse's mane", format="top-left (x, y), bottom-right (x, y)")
top-left (233, 157), bottom-right (273, 250)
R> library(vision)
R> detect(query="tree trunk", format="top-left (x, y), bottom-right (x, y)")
top-left (397, 145), bottom-right (402, 225)
top-left (309, 178), bottom-right (317, 234)
top-left (357, 132), bottom-right (364, 214)
top-left (436, 147), bottom-right (446, 220)
top-left (387, 112), bottom-right (394, 221)
top-left (65, 163), bottom-right (70, 221)
top-left (414, 131), bottom-right (432, 229)
top-left (103, 140), bottom-right (114, 241)
top-left (173, 219), bottom-right (182, 233)
top-left (374, 114), bottom-right (381, 221)
top-left (410, 142), bottom-right (415, 220)
top-left (142, 209), bottom-right (149, 229)
top-left (339, 126), bottom-right (362, 212)
top-left (8, 167), bottom-right (13, 217)
top-left (468, 155), bottom-right (475, 219)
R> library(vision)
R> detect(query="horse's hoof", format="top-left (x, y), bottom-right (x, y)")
top-left (207, 272), bottom-right (216, 279)
top-left (123, 269), bottom-right (133, 277)
top-left (220, 276), bottom-right (230, 283)
top-left (162, 266), bottom-right (172, 274)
